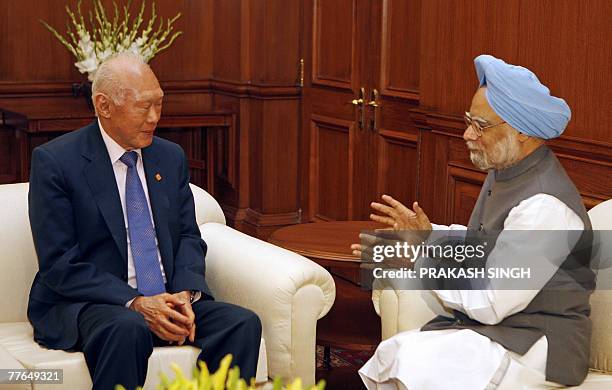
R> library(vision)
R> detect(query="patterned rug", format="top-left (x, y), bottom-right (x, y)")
top-left (315, 345), bottom-right (373, 368)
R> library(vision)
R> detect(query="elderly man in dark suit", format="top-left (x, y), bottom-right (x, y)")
top-left (27, 52), bottom-right (261, 390)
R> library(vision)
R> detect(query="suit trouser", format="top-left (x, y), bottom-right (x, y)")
top-left (76, 298), bottom-right (262, 390)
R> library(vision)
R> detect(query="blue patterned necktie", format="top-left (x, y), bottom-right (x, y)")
top-left (120, 151), bottom-right (166, 296)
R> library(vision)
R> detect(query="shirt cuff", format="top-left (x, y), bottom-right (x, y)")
top-left (191, 290), bottom-right (202, 304)
top-left (126, 297), bottom-right (136, 308)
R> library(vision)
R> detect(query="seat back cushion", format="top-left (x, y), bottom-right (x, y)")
top-left (189, 184), bottom-right (226, 226)
top-left (0, 183), bottom-right (37, 323)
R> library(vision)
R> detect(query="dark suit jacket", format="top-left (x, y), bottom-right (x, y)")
top-left (27, 121), bottom-right (212, 350)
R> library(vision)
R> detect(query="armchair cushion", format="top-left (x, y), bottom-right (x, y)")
top-left (0, 322), bottom-right (267, 389)
top-left (0, 183), bottom-right (37, 324)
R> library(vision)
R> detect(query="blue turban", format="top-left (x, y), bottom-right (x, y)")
top-left (474, 54), bottom-right (571, 139)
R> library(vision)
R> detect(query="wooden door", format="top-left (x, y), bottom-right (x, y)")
top-left (301, 0), bottom-right (423, 222)
top-left (301, 0), bottom-right (377, 222)
top-left (367, 0), bottom-right (422, 208)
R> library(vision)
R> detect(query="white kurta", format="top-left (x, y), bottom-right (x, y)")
top-left (359, 194), bottom-right (584, 390)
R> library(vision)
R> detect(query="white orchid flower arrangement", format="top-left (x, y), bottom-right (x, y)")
top-left (41, 0), bottom-right (182, 81)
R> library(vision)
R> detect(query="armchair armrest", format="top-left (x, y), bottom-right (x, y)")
top-left (199, 223), bottom-right (335, 385)
top-left (372, 289), bottom-right (442, 340)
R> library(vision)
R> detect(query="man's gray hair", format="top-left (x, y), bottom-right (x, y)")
top-left (91, 52), bottom-right (150, 106)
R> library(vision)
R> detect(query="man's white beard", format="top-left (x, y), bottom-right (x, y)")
top-left (467, 131), bottom-right (521, 171)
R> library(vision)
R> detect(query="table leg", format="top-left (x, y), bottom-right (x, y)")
top-left (323, 345), bottom-right (331, 370)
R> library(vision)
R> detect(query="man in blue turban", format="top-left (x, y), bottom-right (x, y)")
top-left (356, 55), bottom-right (594, 389)
top-left (465, 54), bottom-right (572, 172)
top-left (475, 54), bottom-right (571, 140)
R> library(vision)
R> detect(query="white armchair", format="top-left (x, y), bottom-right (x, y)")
top-left (373, 199), bottom-right (612, 389)
top-left (0, 183), bottom-right (335, 389)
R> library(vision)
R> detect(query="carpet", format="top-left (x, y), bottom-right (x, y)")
top-left (315, 345), bottom-right (374, 369)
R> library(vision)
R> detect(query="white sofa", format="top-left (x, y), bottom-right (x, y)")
top-left (0, 183), bottom-right (335, 389)
top-left (373, 199), bottom-right (612, 389)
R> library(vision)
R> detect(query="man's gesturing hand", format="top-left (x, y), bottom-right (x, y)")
top-left (370, 195), bottom-right (432, 231)
top-left (351, 195), bottom-right (432, 257)
top-left (130, 293), bottom-right (193, 343)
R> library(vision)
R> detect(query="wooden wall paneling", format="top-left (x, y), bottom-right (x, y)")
top-left (0, 0), bottom-right (218, 189)
top-left (154, 126), bottom-right (208, 192)
top-left (413, 118), bottom-right (434, 217)
top-left (258, 100), bottom-right (300, 215)
top-left (150, 0), bottom-right (213, 82)
top-left (311, 0), bottom-right (357, 90)
top-left (211, 0), bottom-right (302, 237)
top-left (1, 0), bottom-right (306, 239)
top-left (446, 165), bottom-right (486, 225)
top-left (513, 0), bottom-right (612, 207)
top-left (417, 122), bottom-right (485, 227)
top-left (370, 101), bottom-right (422, 204)
top-left (214, 115), bottom-right (238, 191)
top-left (417, 119), bottom-right (472, 226)
top-left (0, 0), bottom-right (214, 95)
top-left (213, 0), bottom-right (243, 83)
top-left (419, 0), bottom-right (520, 114)
top-left (0, 124), bottom-right (18, 184)
top-left (554, 152), bottom-right (612, 208)
top-left (242, 99), bottom-right (301, 235)
top-left (378, 0), bottom-right (421, 100)
top-left (517, 0), bottom-right (612, 144)
top-left (239, 0), bottom-right (302, 238)
top-left (249, 0), bottom-right (301, 84)
top-left (214, 123), bottom-right (229, 182)
top-left (429, 133), bottom-right (453, 225)
top-left (349, 126), bottom-right (379, 221)
top-left (299, 0), bottom-right (316, 224)
top-left (156, 92), bottom-right (214, 115)
top-left (247, 98), bottom-right (264, 216)
top-left (209, 93), bottom-right (244, 227)
top-left (309, 114), bottom-right (352, 221)
top-left (442, 130), bottom-right (485, 225)
top-left (0, 0), bottom-right (83, 86)
top-left (376, 129), bottom-right (419, 205)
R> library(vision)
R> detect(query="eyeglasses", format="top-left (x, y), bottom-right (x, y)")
top-left (464, 112), bottom-right (506, 136)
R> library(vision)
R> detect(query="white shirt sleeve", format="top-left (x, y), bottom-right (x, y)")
top-left (432, 223), bottom-right (468, 232)
top-left (432, 193), bottom-right (584, 325)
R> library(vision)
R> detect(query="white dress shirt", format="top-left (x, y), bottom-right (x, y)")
top-left (98, 121), bottom-right (200, 306)
top-left (360, 193), bottom-right (584, 390)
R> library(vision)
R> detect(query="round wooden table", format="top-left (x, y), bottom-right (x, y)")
top-left (269, 221), bottom-right (384, 369)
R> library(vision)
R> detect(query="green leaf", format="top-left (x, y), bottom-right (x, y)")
top-left (272, 376), bottom-right (283, 390)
